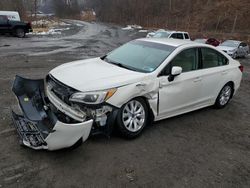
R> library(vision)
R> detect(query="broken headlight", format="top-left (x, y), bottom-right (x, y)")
top-left (69, 88), bottom-right (117, 104)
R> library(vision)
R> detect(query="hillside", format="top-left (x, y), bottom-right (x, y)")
top-left (85, 0), bottom-right (250, 40)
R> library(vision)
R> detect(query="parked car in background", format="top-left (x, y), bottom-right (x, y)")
top-left (194, 38), bottom-right (207, 44)
top-left (147, 30), bottom-right (190, 40)
top-left (217, 40), bottom-right (249, 58)
top-left (194, 38), bottom-right (220, 47)
top-left (0, 15), bottom-right (32, 38)
top-left (146, 29), bottom-right (165, 38)
top-left (206, 38), bottom-right (220, 47)
top-left (12, 38), bottom-right (242, 150)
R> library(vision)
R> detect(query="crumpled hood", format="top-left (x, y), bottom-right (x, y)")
top-left (217, 46), bottom-right (237, 52)
top-left (50, 58), bottom-right (148, 91)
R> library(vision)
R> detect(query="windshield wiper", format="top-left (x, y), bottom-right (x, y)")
top-left (102, 57), bottom-right (137, 71)
top-left (100, 55), bottom-right (107, 60)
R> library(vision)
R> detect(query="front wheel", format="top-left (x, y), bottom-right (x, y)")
top-left (215, 84), bottom-right (233, 109)
top-left (232, 52), bottom-right (237, 59)
top-left (15, 28), bottom-right (25, 38)
top-left (117, 98), bottom-right (148, 138)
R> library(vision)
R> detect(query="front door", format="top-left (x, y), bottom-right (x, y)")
top-left (158, 48), bottom-right (203, 119)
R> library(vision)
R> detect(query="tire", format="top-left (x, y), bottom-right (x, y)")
top-left (215, 84), bottom-right (233, 109)
top-left (117, 98), bottom-right (148, 139)
top-left (15, 28), bottom-right (25, 38)
top-left (232, 52), bottom-right (237, 59)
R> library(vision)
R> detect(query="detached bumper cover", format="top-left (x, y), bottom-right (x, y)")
top-left (11, 76), bottom-right (93, 150)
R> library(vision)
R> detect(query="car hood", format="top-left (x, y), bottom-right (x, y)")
top-left (50, 58), bottom-right (148, 91)
top-left (217, 46), bottom-right (237, 52)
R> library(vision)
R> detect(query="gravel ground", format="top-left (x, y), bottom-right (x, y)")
top-left (0, 20), bottom-right (249, 188)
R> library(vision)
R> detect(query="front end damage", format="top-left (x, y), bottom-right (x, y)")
top-left (11, 75), bottom-right (117, 150)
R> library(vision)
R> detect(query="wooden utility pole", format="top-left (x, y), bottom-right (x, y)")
top-left (231, 12), bottom-right (238, 33)
top-left (215, 15), bottom-right (221, 32)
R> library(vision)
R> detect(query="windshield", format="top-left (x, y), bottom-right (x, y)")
top-left (103, 40), bottom-right (176, 73)
top-left (153, 32), bottom-right (171, 38)
top-left (220, 40), bottom-right (239, 47)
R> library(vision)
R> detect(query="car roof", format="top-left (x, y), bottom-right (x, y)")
top-left (138, 38), bottom-right (201, 47)
top-left (156, 30), bottom-right (188, 34)
top-left (223, 40), bottom-right (242, 43)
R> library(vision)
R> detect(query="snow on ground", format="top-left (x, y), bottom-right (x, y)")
top-left (138, 30), bottom-right (148, 33)
top-left (32, 19), bottom-right (72, 27)
top-left (28, 27), bottom-right (71, 36)
top-left (122, 24), bottom-right (143, 30)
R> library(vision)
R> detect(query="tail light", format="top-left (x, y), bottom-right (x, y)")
top-left (27, 22), bottom-right (32, 27)
top-left (239, 65), bottom-right (244, 72)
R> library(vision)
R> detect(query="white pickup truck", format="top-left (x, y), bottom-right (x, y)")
top-left (147, 30), bottom-right (191, 40)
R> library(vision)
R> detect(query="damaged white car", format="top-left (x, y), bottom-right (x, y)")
top-left (12, 38), bottom-right (243, 150)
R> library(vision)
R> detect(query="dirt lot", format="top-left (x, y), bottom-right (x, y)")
top-left (0, 20), bottom-right (250, 188)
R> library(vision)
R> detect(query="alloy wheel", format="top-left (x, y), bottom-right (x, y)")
top-left (219, 85), bottom-right (232, 106)
top-left (122, 100), bottom-right (145, 132)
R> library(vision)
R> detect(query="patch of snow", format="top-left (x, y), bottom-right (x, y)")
top-left (122, 24), bottom-right (143, 31)
top-left (52, 27), bottom-right (71, 32)
top-left (58, 22), bottom-right (71, 26)
top-left (138, 30), bottom-right (148, 33)
top-left (130, 25), bottom-right (143, 29)
top-left (122, 25), bottom-right (134, 30)
top-left (28, 28), bottom-right (62, 36)
top-left (32, 19), bottom-right (71, 27)
top-left (76, 23), bottom-right (84, 27)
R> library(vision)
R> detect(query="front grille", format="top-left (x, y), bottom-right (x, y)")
top-left (46, 75), bottom-right (76, 105)
top-left (12, 112), bottom-right (46, 148)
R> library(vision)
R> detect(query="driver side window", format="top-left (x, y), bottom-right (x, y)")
top-left (171, 48), bottom-right (198, 72)
top-left (160, 48), bottom-right (198, 76)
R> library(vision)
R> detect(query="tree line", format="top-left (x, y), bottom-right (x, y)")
top-left (84, 0), bottom-right (250, 33)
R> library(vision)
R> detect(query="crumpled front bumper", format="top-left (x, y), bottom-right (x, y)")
top-left (11, 76), bottom-right (93, 151)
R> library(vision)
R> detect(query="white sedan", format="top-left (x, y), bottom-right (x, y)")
top-left (12, 38), bottom-right (243, 150)
top-left (217, 40), bottom-right (249, 59)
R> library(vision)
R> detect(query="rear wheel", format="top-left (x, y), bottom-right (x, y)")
top-left (215, 84), bottom-right (233, 108)
top-left (15, 28), bottom-right (25, 38)
top-left (117, 98), bottom-right (148, 138)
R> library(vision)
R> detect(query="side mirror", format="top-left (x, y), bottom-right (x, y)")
top-left (168, 66), bottom-right (182, 82)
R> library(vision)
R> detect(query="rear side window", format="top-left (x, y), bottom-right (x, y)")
top-left (176, 33), bottom-right (184, 39)
top-left (170, 33), bottom-right (177, 39)
top-left (171, 48), bottom-right (198, 72)
top-left (240, 43), bottom-right (247, 47)
top-left (201, 48), bottom-right (228, 68)
top-left (184, 33), bottom-right (189, 39)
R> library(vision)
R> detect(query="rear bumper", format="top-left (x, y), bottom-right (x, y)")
top-left (11, 75), bottom-right (93, 150)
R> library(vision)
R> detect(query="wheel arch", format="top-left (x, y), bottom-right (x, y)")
top-left (225, 81), bottom-right (235, 98)
top-left (132, 96), bottom-right (156, 124)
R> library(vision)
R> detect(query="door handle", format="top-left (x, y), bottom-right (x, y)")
top-left (193, 77), bottom-right (202, 82)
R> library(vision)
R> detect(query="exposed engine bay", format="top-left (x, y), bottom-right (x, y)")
top-left (11, 75), bottom-right (117, 150)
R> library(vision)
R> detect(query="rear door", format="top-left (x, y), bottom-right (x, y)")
top-left (199, 47), bottom-right (230, 103)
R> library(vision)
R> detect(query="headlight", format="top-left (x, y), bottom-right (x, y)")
top-left (229, 49), bottom-right (236, 53)
top-left (69, 88), bottom-right (117, 104)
